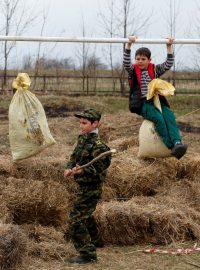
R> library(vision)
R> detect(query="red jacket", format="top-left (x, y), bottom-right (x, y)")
top-left (128, 63), bottom-right (155, 89)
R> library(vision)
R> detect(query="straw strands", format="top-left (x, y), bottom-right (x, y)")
top-left (95, 195), bottom-right (200, 245)
top-left (1, 111), bottom-right (200, 267)
top-left (1, 177), bottom-right (70, 228)
top-left (105, 147), bottom-right (178, 199)
top-left (21, 225), bottom-right (73, 261)
top-left (0, 224), bottom-right (27, 270)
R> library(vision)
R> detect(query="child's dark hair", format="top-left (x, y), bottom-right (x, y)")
top-left (135, 47), bottom-right (151, 59)
top-left (85, 117), bottom-right (96, 124)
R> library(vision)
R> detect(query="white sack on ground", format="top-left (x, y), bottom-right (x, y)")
top-left (9, 73), bottom-right (56, 162)
top-left (138, 120), bottom-right (172, 158)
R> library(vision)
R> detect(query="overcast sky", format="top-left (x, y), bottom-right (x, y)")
top-left (1, 0), bottom-right (199, 69)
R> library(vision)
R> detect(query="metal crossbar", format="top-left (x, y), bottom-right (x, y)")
top-left (0, 36), bottom-right (200, 44)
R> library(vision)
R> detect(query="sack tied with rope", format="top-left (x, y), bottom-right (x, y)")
top-left (9, 73), bottom-right (56, 162)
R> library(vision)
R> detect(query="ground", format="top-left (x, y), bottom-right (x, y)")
top-left (1, 95), bottom-right (200, 270)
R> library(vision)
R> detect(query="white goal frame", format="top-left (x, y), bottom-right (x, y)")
top-left (0, 36), bottom-right (199, 44)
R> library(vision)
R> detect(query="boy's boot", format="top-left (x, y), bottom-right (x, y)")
top-left (92, 238), bottom-right (104, 248)
top-left (172, 142), bottom-right (188, 160)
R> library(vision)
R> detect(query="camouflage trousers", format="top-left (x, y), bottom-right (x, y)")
top-left (69, 189), bottom-right (102, 260)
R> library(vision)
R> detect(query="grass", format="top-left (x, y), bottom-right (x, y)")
top-left (2, 92), bottom-right (200, 270)
top-left (168, 95), bottom-right (200, 117)
top-left (27, 244), bottom-right (200, 270)
top-left (1, 93), bottom-right (200, 115)
top-left (0, 94), bottom-right (129, 116)
top-left (0, 95), bottom-right (12, 110)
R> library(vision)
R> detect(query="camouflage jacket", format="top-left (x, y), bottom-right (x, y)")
top-left (65, 133), bottom-right (111, 188)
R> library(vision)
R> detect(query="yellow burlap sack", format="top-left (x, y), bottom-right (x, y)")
top-left (138, 79), bottom-right (175, 158)
top-left (9, 73), bottom-right (56, 162)
top-left (147, 78), bottom-right (175, 112)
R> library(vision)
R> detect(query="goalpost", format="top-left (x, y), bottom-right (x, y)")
top-left (0, 36), bottom-right (199, 44)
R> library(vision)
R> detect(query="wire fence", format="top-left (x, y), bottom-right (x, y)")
top-left (1, 74), bottom-right (200, 95)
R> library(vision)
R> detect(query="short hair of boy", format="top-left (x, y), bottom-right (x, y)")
top-left (135, 47), bottom-right (151, 59)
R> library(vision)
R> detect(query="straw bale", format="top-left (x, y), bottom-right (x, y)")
top-left (28, 240), bottom-right (72, 261)
top-left (99, 124), bottom-right (116, 143)
top-left (155, 180), bottom-right (200, 240)
top-left (0, 200), bottom-right (13, 223)
top-left (0, 176), bottom-right (8, 193)
top-left (22, 224), bottom-right (65, 242)
top-left (0, 155), bottom-right (12, 176)
top-left (95, 197), bottom-right (199, 245)
top-left (108, 137), bottom-right (138, 152)
top-left (12, 157), bottom-right (78, 194)
top-left (105, 148), bottom-right (178, 199)
top-left (101, 185), bottom-right (118, 201)
top-left (100, 112), bottom-right (141, 142)
top-left (95, 200), bottom-right (146, 245)
top-left (176, 157), bottom-right (200, 181)
top-left (13, 157), bottom-right (65, 182)
top-left (21, 224), bottom-right (72, 261)
top-left (0, 223), bottom-right (27, 270)
top-left (159, 179), bottom-right (200, 212)
top-left (2, 177), bottom-right (70, 228)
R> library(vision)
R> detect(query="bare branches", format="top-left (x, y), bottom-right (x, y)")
top-left (0, 0), bottom-right (39, 90)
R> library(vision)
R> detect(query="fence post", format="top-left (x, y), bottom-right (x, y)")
top-left (86, 75), bottom-right (89, 95)
top-left (43, 75), bottom-right (46, 93)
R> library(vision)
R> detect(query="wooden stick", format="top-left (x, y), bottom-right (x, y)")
top-left (78, 149), bottom-right (116, 169)
top-left (184, 259), bottom-right (200, 268)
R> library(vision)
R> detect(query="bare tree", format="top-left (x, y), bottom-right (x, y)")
top-left (75, 15), bottom-right (91, 93)
top-left (34, 12), bottom-right (48, 83)
top-left (22, 54), bottom-right (32, 69)
top-left (0, 0), bottom-right (38, 92)
top-left (162, 0), bottom-right (183, 83)
top-left (99, 0), bottom-right (153, 95)
top-left (86, 53), bottom-right (107, 93)
top-left (99, 0), bottom-right (117, 92)
top-left (32, 4), bottom-right (63, 92)
top-left (192, 2), bottom-right (200, 71)
top-left (33, 57), bottom-right (75, 70)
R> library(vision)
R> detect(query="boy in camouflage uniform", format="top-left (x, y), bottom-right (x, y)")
top-left (64, 108), bottom-right (111, 264)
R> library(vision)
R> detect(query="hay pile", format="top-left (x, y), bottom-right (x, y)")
top-left (1, 149), bottom-right (200, 250)
top-left (105, 148), bottom-right (178, 199)
top-left (0, 201), bottom-right (13, 223)
top-left (12, 157), bottom-right (66, 182)
top-left (96, 163), bottom-right (200, 246)
top-left (0, 155), bottom-right (12, 176)
top-left (0, 223), bottom-right (27, 270)
top-left (22, 224), bottom-right (73, 261)
top-left (95, 194), bottom-right (200, 245)
top-left (176, 156), bottom-right (200, 181)
top-left (2, 177), bottom-right (70, 228)
top-left (1, 110), bottom-right (200, 267)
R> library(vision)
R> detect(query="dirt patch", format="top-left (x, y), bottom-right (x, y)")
top-left (177, 122), bottom-right (200, 133)
top-left (0, 108), bottom-right (8, 120)
top-left (0, 105), bottom-right (85, 119)
top-left (43, 105), bottom-right (84, 117)
top-left (1, 97), bottom-right (200, 269)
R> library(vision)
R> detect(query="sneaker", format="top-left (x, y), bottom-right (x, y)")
top-left (66, 255), bottom-right (97, 264)
top-left (171, 143), bottom-right (188, 160)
